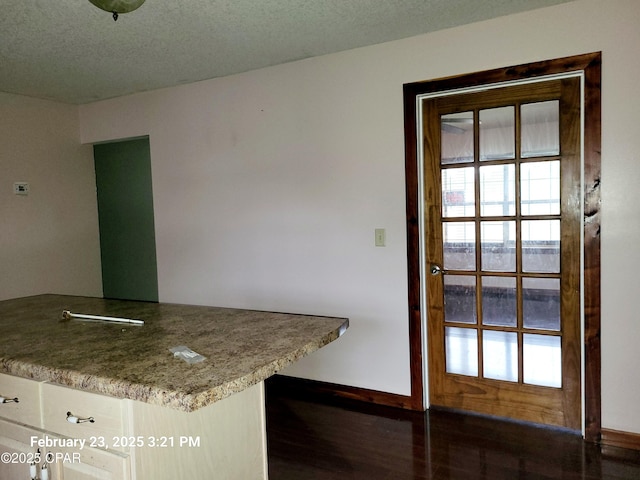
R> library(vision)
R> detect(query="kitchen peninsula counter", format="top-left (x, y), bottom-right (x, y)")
top-left (0, 294), bottom-right (348, 412)
top-left (0, 294), bottom-right (348, 479)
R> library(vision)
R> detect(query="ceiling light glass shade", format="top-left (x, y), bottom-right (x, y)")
top-left (89, 0), bottom-right (146, 15)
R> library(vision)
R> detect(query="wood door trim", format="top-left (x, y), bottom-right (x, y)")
top-left (402, 52), bottom-right (602, 440)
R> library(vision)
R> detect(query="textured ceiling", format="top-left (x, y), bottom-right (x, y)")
top-left (0, 0), bottom-right (571, 105)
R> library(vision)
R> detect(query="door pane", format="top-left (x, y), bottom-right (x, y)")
top-left (483, 330), bottom-right (518, 382)
top-left (521, 160), bottom-right (560, 215)
top-left (481, 221), bottom-right (516, 272)
top-left (523, 334), bottom-right (561, 388)
top-left (480, 164), bottom-right (515, 216)
top-left (444, 275), bottom-right (476, 324)
top-left (442, 167), bottom-right (475, 217)
top-left (445, 327), bottom-right (478, 376)
top-left (481, 276), bottom-right (516, 327)
top-left (441, 112), bottom-right (474, 164)
top-left (443, 222), bottom-right (476, 270)
top-left (523, 277), bottom-right (560, 331)
top-left (522, 220), bottom-right (560, 273)
top-left (480, 106), bottom-right (515, 161)
top-left (521, 101), bottom-right (560, 158)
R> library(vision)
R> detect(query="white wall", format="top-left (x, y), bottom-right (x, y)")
top-left (79, 0), bottom-right (640, 433)
top-left (0, 93), bottom-right (102, 301)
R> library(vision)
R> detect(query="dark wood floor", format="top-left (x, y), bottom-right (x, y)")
top-left (265, 383), bottom-right (640, 480)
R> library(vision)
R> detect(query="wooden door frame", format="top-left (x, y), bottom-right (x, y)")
top-left (403, 53), bottom-right (601, 442)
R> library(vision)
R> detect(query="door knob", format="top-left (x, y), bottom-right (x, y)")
top-left (430, 264), bottom-right (444, 275)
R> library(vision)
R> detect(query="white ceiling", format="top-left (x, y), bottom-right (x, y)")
top-left (1, 0), bottom-right (571, 105)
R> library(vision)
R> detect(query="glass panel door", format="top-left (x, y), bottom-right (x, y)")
top-left (425, 78), bottom-right (581, 430)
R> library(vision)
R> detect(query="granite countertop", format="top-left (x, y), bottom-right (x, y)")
top-left (0, 295), bottom-right (348, 412)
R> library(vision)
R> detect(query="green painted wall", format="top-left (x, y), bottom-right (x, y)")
top-left (94, 138), bottom-right (158, 302)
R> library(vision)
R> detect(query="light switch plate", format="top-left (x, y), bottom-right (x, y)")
top-left (13, 182), bottom-right (30, 195)
top-left (375, 228), bottom-right (386, 247)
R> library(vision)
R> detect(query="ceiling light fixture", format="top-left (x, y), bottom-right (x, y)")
top-left (89, 0), bottom-right (146, 21)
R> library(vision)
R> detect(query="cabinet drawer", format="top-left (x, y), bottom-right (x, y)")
top-left (0, 373), bottom-right (41, 426)
top-left (41, 383), bottom-right (126, 451)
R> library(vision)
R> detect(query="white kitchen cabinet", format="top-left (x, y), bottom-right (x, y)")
top-left (0, 374), bottom-right (47, 479)
top-left (1, 373), bottom-right (268, 479)
top-left (1, 373), bottom-right (129, 480)
top-left (0, 419), bottom-right (50, 479)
